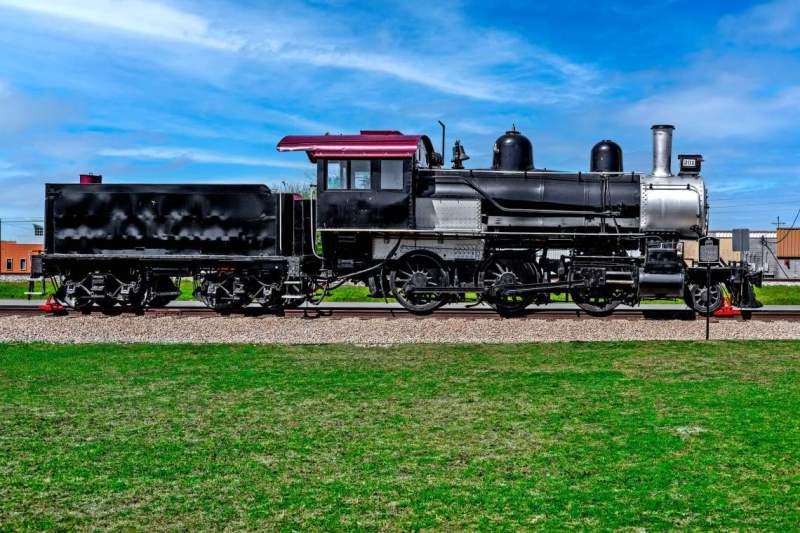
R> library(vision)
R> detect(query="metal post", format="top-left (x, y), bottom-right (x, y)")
top-left (705, 264), bottom-right (711, 341)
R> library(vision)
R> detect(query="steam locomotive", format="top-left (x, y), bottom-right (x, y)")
top-left (39, 123), bottom-right (761, 316)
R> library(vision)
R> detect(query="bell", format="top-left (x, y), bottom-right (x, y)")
top-left (451, 140), bottom-right (470, 169)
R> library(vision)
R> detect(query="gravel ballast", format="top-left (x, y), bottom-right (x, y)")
top-left (1, 315), bottom-right (800, 344)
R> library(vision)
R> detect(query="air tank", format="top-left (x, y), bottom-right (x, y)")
top-left (590, 140), bottom-right (623, 172)
top-left (492, 127), bottom-right (533, 171)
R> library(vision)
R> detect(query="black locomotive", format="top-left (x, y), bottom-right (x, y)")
top-left (39, 123), bottom-right (761, 316)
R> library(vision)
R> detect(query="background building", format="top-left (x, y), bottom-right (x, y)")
top-left (775, 229), bottom-right (800, 279)
top-left (0, 241), bottom-right (43, 276)
top-left (683, 230), bottom-right (800, 280)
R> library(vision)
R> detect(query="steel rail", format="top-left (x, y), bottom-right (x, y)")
top-left (1, 303), bottom-right (798, 321)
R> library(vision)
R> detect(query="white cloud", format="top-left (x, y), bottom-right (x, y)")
top-left (708, 179), bottom-right (776, 195)
top-left (0, 169), bottom-right (32, 179)
top-left (0, 82), bottom-right (75, 132)
top-left (0, 0), bottom-right (240, 50)
top-left (719, 0), bottom-right (800, 49)
top-left (622, 81), bottom-right (800, 140)
top-left (0, 0), bottom-right (602, 104)
top-left (284, 44), bottom-right (601, 105)
top-left (99, 146), bottom-right (309, 169)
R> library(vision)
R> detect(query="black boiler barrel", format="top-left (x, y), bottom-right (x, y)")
top-left (425, 172), bottom-right (641, 220)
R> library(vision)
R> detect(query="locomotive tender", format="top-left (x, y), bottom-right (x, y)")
top-left (43, 181), bottom-right (317, 312)
top-left (40, 123), bottom-right (760, 316)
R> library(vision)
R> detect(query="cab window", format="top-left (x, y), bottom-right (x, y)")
top-left (350, 160), bottom-right (371, 189)
top-left (326, 160), bottom-right (346, 190)
top-left (380, 160), bottom-right (403, 190)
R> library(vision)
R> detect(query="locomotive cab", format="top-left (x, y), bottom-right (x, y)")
top-left (277, 131), bottom-right (436, 271)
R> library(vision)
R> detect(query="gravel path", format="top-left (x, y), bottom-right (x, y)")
top-left (1, 315), bottom-right (799, 344)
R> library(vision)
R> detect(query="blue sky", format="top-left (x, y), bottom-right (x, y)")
top-left (1, 0), bottom-right (799, 239)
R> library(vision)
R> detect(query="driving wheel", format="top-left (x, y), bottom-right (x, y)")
top-left (479, 256), bottom-right (539, 317)
top-left (389, 252), bottom-right (449, 315)
top-left (568, 269), bottom-right (622, 317)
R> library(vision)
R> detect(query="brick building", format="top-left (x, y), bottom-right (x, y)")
top-left (0, 241), bottom-right (43, 275)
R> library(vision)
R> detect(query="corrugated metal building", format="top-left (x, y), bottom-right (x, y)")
top-left (777, 229), bottom-right (800, 258)
top-left (775, 229), bottom-right (800, 278)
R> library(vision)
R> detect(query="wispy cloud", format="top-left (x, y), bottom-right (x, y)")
top-left (0, 0), bottom-right (603, 104)
top-left (0, 169), bottom-right (32, 179)
top-left (719, 0), bottom-right (800, 49)
top-left (0, 0), bottom-right (240, 50)
top-left (99, 146), bottom-right (308, 169)
top-left (0, 158), bottom-right (32, 178)
top-left (709, 179), bottom-right (777, 195)
top-left (0, 80), bottom-right (76, 133)
top-left (622, 72), bottom-right (800, 140)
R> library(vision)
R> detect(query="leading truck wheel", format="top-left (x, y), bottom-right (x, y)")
top-left (389, 252), bottom-right (449, 315)
top-left (685, 283), bottom-right (723, 316)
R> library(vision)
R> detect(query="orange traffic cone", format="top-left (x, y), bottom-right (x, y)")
top-left (38, 294), bottom-right (65, 313)
top-left (713, 293), bottom-right (740, 317)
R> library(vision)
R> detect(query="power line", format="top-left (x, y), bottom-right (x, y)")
top-left (764, 240), bottom-right (792, 279)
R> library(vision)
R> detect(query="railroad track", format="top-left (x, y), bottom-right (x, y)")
top-left (2, 302), bottom-right (799, 320)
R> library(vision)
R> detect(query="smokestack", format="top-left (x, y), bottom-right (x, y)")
top-left (651, 125), bottom-right (674, 177)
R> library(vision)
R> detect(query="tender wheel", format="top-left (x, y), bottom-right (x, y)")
top-left (479, 256), bottom-right (538, 317)
top-left (195, 273), bottom-right (251, 312)
top-left (259, 282), bottom-right (305, 313)
top-left (568, 269), bottom-right (622, 317)
top-left (146, 276), bottom-right (180, 308)
top-left (55, 279), bottom-right (93, 312)
top-left (389, 252), bottom-right (449, 315)
top-left (685, 283), bottom-right (723, 316)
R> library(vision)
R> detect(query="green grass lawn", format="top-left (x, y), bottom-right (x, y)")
top-left (1, 341), bottom-right (799, 530)
top-left (0, 280), bottom-right (197, 301)
top-left (4, 279), bottom-right (800, 305)
top-left (0, 280), bottom-right (53, 299)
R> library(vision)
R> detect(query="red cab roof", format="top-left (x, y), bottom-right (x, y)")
top-left (277, 130), bottom-right (434, 161)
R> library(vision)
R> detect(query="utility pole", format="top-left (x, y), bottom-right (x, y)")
top-left (772, 216), bottom-right (783, 231)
